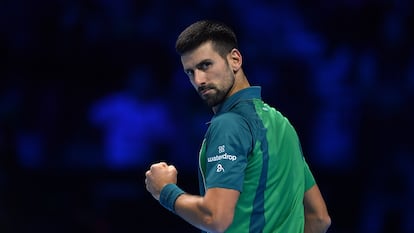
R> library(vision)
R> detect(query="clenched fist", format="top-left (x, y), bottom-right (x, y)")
top-left (145, 162), bottom-right (178, 200)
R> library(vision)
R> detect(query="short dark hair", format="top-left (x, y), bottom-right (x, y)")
top-left (175, 20), bottom-right (238, 58)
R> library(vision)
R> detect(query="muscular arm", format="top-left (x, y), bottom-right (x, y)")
top-left (145, 162), bottom-right (239, 233)
top-left (304, 184), bottom-right (331, 233)
top-left (174, 187), bottom-right (239, 233)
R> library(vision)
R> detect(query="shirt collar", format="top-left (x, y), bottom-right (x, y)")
top-left (215, 86), bottom-right (262, 114)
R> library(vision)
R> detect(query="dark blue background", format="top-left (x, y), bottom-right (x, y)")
top-left (1, 0), bottom-right (413, 232)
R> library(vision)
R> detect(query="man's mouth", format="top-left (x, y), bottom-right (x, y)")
top-left (199, 86), bottom-right (213, 96)
top-left (201, 88), bottom-right (212, 96)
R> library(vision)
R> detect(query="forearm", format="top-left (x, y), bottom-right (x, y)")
top-left (157, 186), bottom-right (237, 233)
top-left (174, 193), bottom-right (225, 233)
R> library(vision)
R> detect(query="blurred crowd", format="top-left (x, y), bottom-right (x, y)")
top-left (1, 0), bottom-right (413, 232)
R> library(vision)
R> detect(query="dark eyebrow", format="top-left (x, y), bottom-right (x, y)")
top-left (195, 59), bottom-right (212, 67)
top-left (183, 59), bottom-right (213, 74)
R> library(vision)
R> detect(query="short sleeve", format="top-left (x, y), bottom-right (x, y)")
top-left (203, 112), bottom-right (253, 192)
top-left (303, 157), bottom-right (316, 191)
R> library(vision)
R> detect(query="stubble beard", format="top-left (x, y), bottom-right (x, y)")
top-left (203, 87), bottom-right (227, 108)
top-left (202, 77), bottom-right (234, 108)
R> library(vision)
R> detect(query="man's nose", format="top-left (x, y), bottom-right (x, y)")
top-left (193, 69), bottom-right (207, 86)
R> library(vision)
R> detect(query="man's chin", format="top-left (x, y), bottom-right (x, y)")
top-left (203, 97), bottom-right (214, 107)
top-left (202, 92), bottom-right (225, 108)
top-left (204, 98), bottom-right (221, 108)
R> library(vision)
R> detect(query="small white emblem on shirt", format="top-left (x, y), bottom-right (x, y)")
top-left (216, 164), bottom-right (225, 173)
top-left (218, 145), bottom-right (225, 153)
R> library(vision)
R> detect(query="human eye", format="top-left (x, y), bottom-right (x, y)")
top-left (197, 61), bottom-right (212, 71)
top-left (184, 69), bottom-right (194, 78)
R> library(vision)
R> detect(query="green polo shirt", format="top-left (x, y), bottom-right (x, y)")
top-left (198, 86), bottom-right (316, 233)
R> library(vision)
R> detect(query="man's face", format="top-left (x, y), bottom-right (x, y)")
top-left (181, 41), bottom-right (235, 108)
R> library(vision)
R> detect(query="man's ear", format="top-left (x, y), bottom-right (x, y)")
top-left (228, 48), bottom-right (242, 72)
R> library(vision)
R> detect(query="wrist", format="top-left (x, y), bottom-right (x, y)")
top-left (159, 183), bottom-right (185, 213)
